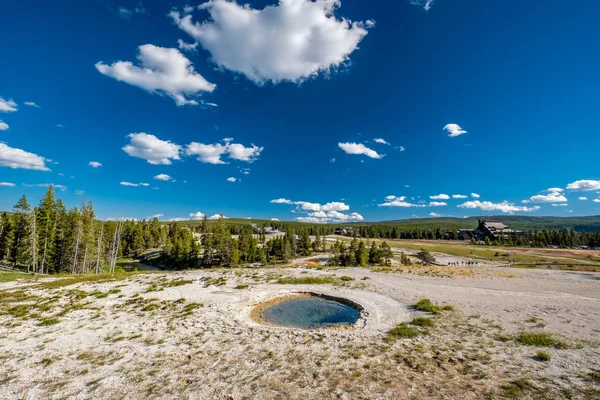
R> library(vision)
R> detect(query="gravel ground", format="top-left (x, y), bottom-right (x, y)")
top-left (0, 266), bottom-right (599, 399)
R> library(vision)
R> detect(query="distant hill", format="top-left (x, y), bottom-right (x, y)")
top-left (371, 215), bottom-right (600, 232)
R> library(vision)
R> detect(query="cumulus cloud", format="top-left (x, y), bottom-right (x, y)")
top-left (429, 202), bottom-right (447, 207)
top-left (551, 203), bottom-right (568, 207)
top-left (88, 161), bottom-right (102, 168)
top-left (379, 198), bottom-right (425, 208)
top-left (528, 188), bottom-right (568, 204)
top-left (443, 123), bottom-right (467, 138)
top-left (209, 214), bottom-right (227, 220)
top-left (0, 98), bottom-right (17, 113)
top-left (567, 180), bottom-right (600, 192)
top-left (123, 133), bottom-right (182, 165)
top-left (120, 181), bottom-right (149, 187)
top-left (272, 197), bottom-right (361, 223)
top-left (0, 143), bottom-right (50, 171)
top-left (271, 198), bottom-right (293, 204)
top-left (227, 177), bottom-right (237, 183)
top-left (594, 199), bottom-right (600, 204)
top-left (177, 39), bottom-right (198, 53)
top-left (185, 138), bottom-right (263, 164)
top-left (458, 200), bottom-right (540, 214)
top-left (24, 101), bottom-right (40, 108)
top-left (579, 197), bottom-right (588, 201)
top-left (96, 44), bottom-right (216, 106)
top-left (0, 182), bottom-right (16, 187)
top-left (430, 194), bottom-right (450, 200)
top-left (154, 174), bottom-right (173, 181)
top-left (0, 121), bottom-right (8, 131)
top-left (189, 212), bottom-right (205, 220)
top-left (429, 212), bottom-right (441, 217)
top-left (471, 193), bottom-right (480, 198)
top-left (338, 142), bottom-right (383, 159)
top-left (373, 138), bottom-right (390, 145)
top-left (452, 194), bottom-right (467, 199)
top-left (169, 0), bottom-right (371, 85)
top-left (271, 218), bottom-right (279, 221)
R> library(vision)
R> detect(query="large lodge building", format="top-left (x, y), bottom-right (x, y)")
top-left (458, 220), bottom-right (523, 242)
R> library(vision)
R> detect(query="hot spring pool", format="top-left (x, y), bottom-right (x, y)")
top-left (261, 295), bottom-right (361, 329)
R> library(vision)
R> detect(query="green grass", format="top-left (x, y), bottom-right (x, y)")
top-left (536, 351), bottom-right (550, 361)
top-left (410, 317), bottom-right (435, 327)
top-left (501, 379), bottom-right (533, 397)
top-left (339, 276), bottom-right (354, 281)
top-left (276, 276), bottom-right (338, 285)
top-left (0, 272), bottom-right (33, 283)
top-left (388, 322), bottom-right (420, 339)
top-left (413, 298), bottom-right (453, 313)
top-left (516, 332), bottom-right (568, 349)
top-left (38, 317), bottom-right (60, 326)
top-left (35, 273), bottom-right (136, 289)
top-left (587, 370), bottom-right (600, 383)
top-left (162, 279), bottom-right (193, 288)
top-left (234, 284), bottom-right (249, 289)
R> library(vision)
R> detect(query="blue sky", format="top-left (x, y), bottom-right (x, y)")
top-left (1, 0), bottom-right (599, 222)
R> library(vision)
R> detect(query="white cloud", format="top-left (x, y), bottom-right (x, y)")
top-left (209, 214), bottom-right (226, 220)
top-left (471, 193), bottom-right (480, 198)
top-left (528, 188), bottom-right (568, 204)
top-left (185, 139), bottom-right (263, 164)
top-left (551, 203), bottom-right (568, 207)
top-left (96, 44), bottom-right (216, 106)
top-left (429, 212), bottom-right (441, 217)
top-left (120, 181), bottom-right (149, 187)
top-left (272, 197), bottom-right (361, 223)
top-left (151, 214), bottom-right (164, 219)
top-left (411, 0), bottom-right (435, 11)
top-left (117, 2), bottom-right (145, 19)
top-left (88, 161), bottom-right (102, 168)
top-left (458, 200), bottom-right (540, 214)
top-left (430, 194), bottom-right (450, 200)
top-left (168, 217), bottom-right (188, 222)
top-left (398, 146), bottom-right (405, 152)
top-left (579, 197), bottom-right (588, 201)
top-left (177, 39), bottom-right (198, 53)
top-left (24, 102), bottom-right (40, 108)
top-left (567, 180), bottom-right (600, 192)
top-left (169, 0), bottom-right (371, 85)
top-left (189, 212), bottom-right (205, 220)
top-left (154, 174), bottom-right (172, 181)
top-left (0, 98), bottom-right (17, 113)
top-left (74, 190), bottom-right (85, 195)
top-left (373, 138), bottom-right (390, 145)
top-left (338, 142), bottom-right (383, 159)
top-left (0, 143), bottom-right (50, 171)
top-left (452, 194), bottom-right (467, 199)
top-left (227, 177), bottom-right (237, 183)
top-left (271, 198), bottom-right (293, 204)
top-left (443, 123), bottom-right (467, 138)
top-left (23, 183), bottom-right (67, 191)
top-left (385, 195), bottom-right (406, 202)
top-left (123, 133), bottom-right (182, 165)
top-left (271, 218), bottom-right (279, 221)
top-left (0, 121), bottom-right (8, 131)
top-left (0, 182), bottom-right (16, 187)
top-left (379, 198), bottom-right (425, 208)
top-left (594, 199), bottom-right (600, 204)
top-left (429, 202), bottom-right (447, 207)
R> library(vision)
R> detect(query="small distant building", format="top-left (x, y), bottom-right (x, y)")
top-left (334, 227), bottom-right (355, 236)
top-left (458, 220), bottom-right (522, 241)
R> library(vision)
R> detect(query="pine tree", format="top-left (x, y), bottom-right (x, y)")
top-left (37, 186), bottom-right (57, 274)
top-left (12, 195), bottom-right (31, 269)
top-left (0, 213), bottom-right (14, 261)
top-left (368, 242), bottom-right (381, 265)
top-left (356, 241), bottom-right (369, 266)
top-left (380, 241), bottom-right (393, 266)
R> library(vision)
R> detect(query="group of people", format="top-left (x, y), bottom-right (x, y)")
top-left (448, 260), bottom-right (479, 266)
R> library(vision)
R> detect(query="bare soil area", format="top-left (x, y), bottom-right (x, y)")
top-left (1, 267), bottom-right (599, 399)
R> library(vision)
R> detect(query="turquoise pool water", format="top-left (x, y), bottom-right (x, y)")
top-left (263, 297), bottom-right (360, 329)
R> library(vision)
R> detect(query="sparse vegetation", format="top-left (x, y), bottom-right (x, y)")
top-left (411, 317), bottom-right (434, 327)
top-left (413, 298), bottom-right (453, 313)
top-left (516, 332), bottom-right (568, 349)
top-left (536, 351), bottom-right (550, 361)
top-left (276, 276), bottom-right (337, 285)
top-left (501, 379), bottom-right (533, 397)
top-left (388, 322), bottom-right (420, 339)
